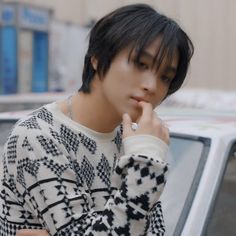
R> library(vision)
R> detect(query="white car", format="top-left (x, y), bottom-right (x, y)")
top-left (0, 107), bottom-right (236, 236)
top-left (0, 93), bottom-right (69, 112)
top-left (158, 107), bottom-right (236, 236)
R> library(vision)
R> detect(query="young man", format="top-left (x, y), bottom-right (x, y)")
top-left (0, 4), bottom-right (193, 236)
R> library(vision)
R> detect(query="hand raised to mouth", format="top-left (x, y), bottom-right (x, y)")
top-left (122, 101), bottom-right (169, 144)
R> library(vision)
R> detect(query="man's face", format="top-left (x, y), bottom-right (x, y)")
top-left (95, 38), bottom-right (179, 122)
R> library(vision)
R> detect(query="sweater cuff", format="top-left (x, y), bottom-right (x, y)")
top-left (123, 135), bottom-right (168, 162)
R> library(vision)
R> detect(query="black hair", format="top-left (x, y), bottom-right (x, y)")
top-left (79, 3), bottom-right (194, 96)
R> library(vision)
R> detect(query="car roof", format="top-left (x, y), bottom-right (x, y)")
top-left (0, 93), bottom-right (69, 104)
top-left (158, 107), bottom-right (236, 139)
top-left (162, 88), bottom-right (236, 111)
top-left (0, 110), bottom-right (33, 120)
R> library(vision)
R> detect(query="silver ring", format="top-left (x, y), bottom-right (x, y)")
top-left (131, 122), bottom-right (138, 131)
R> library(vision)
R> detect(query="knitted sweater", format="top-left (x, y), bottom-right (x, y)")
top-left (0, 102), bottom-right (168, 236)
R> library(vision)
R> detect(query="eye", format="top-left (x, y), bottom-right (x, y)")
top-left (135, 60), bottom-right (149, 70)
top-left (161, 76), bottom-right (173, 84)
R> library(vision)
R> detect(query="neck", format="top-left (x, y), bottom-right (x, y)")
top-left (71, 88), bottom-right (121, 133)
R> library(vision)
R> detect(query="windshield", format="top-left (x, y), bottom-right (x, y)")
top-left (161, 135), bottom-right (210, 236)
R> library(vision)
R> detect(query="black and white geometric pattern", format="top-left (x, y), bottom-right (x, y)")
top-left (49, 128), bottom-right (71, 153)
top-left (97, 154), bottom-right (111, 188)
top-left (6, 135), bottom-right (18, 163)
top-left (16, 163), bottom-right (27, 189)
top-left (19, 157), bottom-right (40, 177)
top-left (41, 156), bottom-right (69, 177)
top-left (0, 103), bottom-right (168, 236)
top-left (60, 124), bottom-right (80, 153)
top-left (0, 217), bottom-right (43, 236)
top-left (36, 107), bottom-right (53, 125)
top-left (50, 128), bottom-right (64, 144)
top-left (22, 137), bottom-right (34, 151)
top-left (112, 127), bottom-right (123, 152)
top-left (37, 135), bottom-right (62, 156)
top-left (19, 209), bottom-right (34, 220)
top-left (147, 201), bottom-right (165, 235)
top-left (71, 160), bottom-right (84, 188)
top-left (81, 156), bottom-right (95, 190)
top-left (78, 132), bottom-right (97, 154)
top-left (19, 116), bottom-right (41, 130)
top-left (2, 201), bottom-right (11, 217)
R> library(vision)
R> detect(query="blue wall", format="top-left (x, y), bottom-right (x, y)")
top-left (0, 26), bottom-right (17, 94)
top-left (32, 32), bottom-right (48, 92)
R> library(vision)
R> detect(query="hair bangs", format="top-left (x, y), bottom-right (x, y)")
top-left (128, 20), bottom-right (179, 75)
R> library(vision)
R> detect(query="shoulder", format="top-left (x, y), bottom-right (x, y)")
top-left (17, 105), bottom-right (55, 130)
top-left (3, 106), bottom-right (70, 168)
top-left (5, 105), bottom-right (59, 152)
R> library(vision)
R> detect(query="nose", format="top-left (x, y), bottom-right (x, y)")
top-left (141, 73), bottom-right (157, 93)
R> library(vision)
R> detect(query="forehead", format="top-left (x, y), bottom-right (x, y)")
top-left (134, 37), bottom-right (179, 68)
top-left (144, 37), bottom-right (164, 53)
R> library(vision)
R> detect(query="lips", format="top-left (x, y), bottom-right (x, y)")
top-left (131, 96), bottom-right (148, 103)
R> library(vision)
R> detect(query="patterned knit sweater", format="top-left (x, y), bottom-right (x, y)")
top-left (0, 102), bottom-right (168, 236)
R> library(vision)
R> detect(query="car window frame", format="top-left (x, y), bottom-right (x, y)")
top-left (203, 139), bottom-right (236, 235)
top-left (168, 133), bottom-right (211, 236)
top-left (0, 118), bottom-right (19, 144)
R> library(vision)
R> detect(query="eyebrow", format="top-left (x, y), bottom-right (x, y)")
top-left (163, 66), bottom-right (177, 75)
top-left (139, 51), bottom-right (178, 74)
top-left (139, 51), bottom-right (154, 61)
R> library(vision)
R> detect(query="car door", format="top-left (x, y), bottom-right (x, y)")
top-left (205, 142), bottom-right (236, 236)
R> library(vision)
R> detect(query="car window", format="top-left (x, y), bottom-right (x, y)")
top-left (206, 142), bottom-right (236, 236)
top-left (0, 121), bottom-right (17, 156)
top-left (161, 135), bottom-right (210, 236)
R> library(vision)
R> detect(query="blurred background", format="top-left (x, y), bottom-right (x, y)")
top-left (0, 0), bottom-right (235, 111)
top-left (0, 3), bottom-right (235, 234)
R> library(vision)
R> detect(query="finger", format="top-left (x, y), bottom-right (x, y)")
top-left (138, 102), bottom-right (153, 124)
top-left (122, 113), bottom-right (133, 138)
top-left (162, 125), bottom-right (170, 144)
top-left (161, 121), bottom-right (170, 145)
top-left (16, 229), bottom-right (49, 236)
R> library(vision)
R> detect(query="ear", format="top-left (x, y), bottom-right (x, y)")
top-left (91, 56), bottom-right (98, 71)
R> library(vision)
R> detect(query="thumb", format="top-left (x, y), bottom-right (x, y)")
top-left (122, 113), bottom-right (133, 138)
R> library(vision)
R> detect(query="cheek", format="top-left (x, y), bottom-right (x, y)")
top-left (111, 60), bottom-right (136, 85)
top-left (153, 87), bottom-right (169, 107)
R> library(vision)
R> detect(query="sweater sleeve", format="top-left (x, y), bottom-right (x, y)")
top-left (5, 129), bottom-right (168, 236)
top-left (109, 135), bottom-right (168, 235)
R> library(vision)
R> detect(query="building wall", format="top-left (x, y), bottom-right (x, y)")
top-left (3, 0), bottom-right (236, 91)
top-left (3, 0), bottom-right (85, 24)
